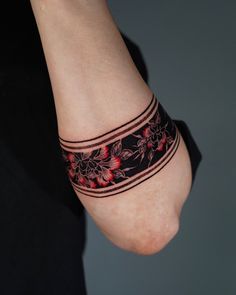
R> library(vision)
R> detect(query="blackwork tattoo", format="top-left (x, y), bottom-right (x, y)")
top-left (59, 94), bottom-right (180, 198)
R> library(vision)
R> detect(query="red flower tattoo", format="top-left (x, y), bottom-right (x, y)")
top-left (63, 141), bottom-right (135, 188)
top-left (60, 95), bottom-right (179, 197)
top-left (132, 111), bottom-right (175, 167)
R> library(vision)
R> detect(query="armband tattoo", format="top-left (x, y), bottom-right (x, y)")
top-left (59, 94), bottom-right (180, 198)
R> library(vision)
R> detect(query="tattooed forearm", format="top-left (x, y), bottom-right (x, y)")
top-left (59, 94), bottom-right (180, 198)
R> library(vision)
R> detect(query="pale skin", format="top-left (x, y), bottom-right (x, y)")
top-left (29, 0), bottom-right (192, 255)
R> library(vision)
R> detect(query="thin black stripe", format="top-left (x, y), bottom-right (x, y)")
top-left (59, 97), bottom-right (157, 150)
top-left (59, 93), bottom-right (155, 143)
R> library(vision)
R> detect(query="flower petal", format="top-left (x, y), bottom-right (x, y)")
top-left (143, 127), bottom-right (152, 138)
top-left (78, 175), bottom-right (86, 186)
top-left (96, 175), bottom-right (108, 187)
top-left (102, 168), bottom-right (114, 182)
top-left (156, 142), bottom-right (164, 152)
top-left (88, 180), bottom-right (97, 188)
top-left (67, 153), bottom-right (75, 162)
top-left (120, 149), bottom-right (133, 160)
top-left (82, 151), bottom-right (93, 160)
top-left (110, 140), bottom-right (122, 156)
top-left (95, 146), bottom-right (109, 160)
top-left (68, 168), bottom-right (75, 179)
top-left (160, 132), bottom-right (167, 143)
top-left (109, 156), bottom-right (121, 170)
top-left (87, 171), bottom-right (97, 179)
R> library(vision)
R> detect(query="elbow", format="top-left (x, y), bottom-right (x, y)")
top-left (128, 134), bottom-right (191, 256)
top-left (126, 217), bottom-right (180, 256)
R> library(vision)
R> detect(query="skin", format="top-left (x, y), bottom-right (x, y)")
top-left (29, 0), bottom-right (192, 255)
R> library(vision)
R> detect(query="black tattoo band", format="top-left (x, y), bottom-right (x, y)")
top-left (59, 94), bottom-right (180, 198)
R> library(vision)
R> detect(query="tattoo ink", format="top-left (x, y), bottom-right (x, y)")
top-left (59, 94), bottom-right (180, 198)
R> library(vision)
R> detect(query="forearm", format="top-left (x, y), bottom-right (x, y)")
top-left (30, 0), bottom-right (192, 255)
top-left (30, 0), bottom-right (151, 137)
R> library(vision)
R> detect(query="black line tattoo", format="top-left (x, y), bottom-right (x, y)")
top-left (59, 94), bottom-right (180, 198)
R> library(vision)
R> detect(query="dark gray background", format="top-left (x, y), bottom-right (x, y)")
top-left (83, 1), bottom-right (236, 294)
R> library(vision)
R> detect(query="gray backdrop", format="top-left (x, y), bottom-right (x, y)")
top-left (83, 1), bottom-right (236, 294)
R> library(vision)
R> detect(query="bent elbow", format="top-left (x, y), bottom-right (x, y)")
top-left (127, 217), bottom-right (180, 256)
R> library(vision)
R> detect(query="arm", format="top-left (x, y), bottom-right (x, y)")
top-left (29, 0), bottom-right (192, 255)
